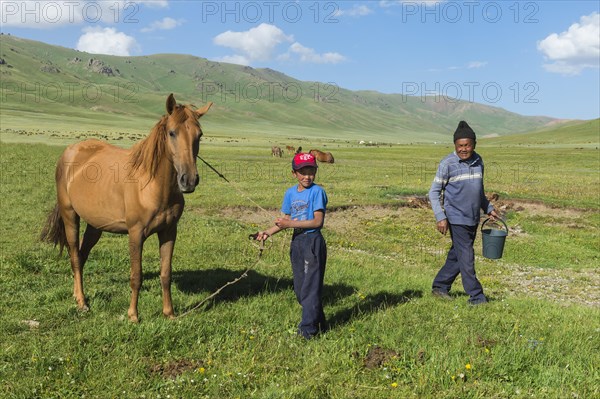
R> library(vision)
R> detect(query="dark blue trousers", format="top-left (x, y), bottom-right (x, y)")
top-left (432, 224), bottom-right (487, 303)
top-left (290, 231), bottom-right (327, 338)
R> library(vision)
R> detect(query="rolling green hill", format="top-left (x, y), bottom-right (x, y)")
top-left (482, 118), bottom-right (599, 147)
top-left (1, 34), bottom-right (560, 142)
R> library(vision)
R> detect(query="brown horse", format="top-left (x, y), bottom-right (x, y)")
top-left (271, 146), bottom-right (283, 157)
top-left (309, 149), bottom-right (335, 163)
top-left (40, 94), bottom-right (212, 322)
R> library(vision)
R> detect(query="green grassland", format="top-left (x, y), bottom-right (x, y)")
top-left (1, 114), bottom-right (599, 398)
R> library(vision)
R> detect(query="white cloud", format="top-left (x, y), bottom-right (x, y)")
top-left (335, 5), bottom-right (373, 17)
top-left (467, 61), bottom-right (488, 69)
top-left (286, 42), bottom-right (347, 64)
top-left (136, 0), bottom-right (168, 8)
top-left (217, 55), bottom-right (251, 66)
top-left (213, 23), bottom-right (293, 64)
top-left (379, 0), bottom-right (446, 7)
top-left (428, 61), bottom-right (487, 72)
top-left (538, 12), bottom-right (600, 75)
top-left (76, 27), bottom-right (139, 56)
top-left (141, 17), bottom-right (183, 32)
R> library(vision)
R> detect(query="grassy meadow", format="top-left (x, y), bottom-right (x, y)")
top-left (1, 121), bottom-right (599, 399)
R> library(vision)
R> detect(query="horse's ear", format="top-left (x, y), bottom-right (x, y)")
top-left (195, 102), bottom-right (213, 118)
top-left (166, 94), bottom-right (176, 115)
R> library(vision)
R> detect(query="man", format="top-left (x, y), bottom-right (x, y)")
top-left (428, 121), bottom-right (499, 305)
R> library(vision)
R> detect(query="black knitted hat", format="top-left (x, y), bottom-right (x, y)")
top-left (453, 121), bottom-right (476, 142)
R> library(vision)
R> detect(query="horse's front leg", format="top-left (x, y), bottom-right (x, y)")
top-left (127, 230), bottom-right (145, 323)
top-left (157, 225), bottom-right (177, 319)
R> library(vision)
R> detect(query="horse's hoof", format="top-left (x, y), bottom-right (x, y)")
top-left (76, 301), bottom-right (89, 312)
top-left (127, 310), bottom-right (139, 323)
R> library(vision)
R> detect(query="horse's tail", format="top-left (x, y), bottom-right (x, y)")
top-left (40, 204), bottom-right (67, 255)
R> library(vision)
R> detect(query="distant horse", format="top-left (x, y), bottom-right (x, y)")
top-left (40, 94), bottom-right (213, 322)
top-left (309, 149), bottom-right (335, 163)
top-left (285, 145), bottom-right (295, 154)
top-left (271, 146), bottom-right (283, 157)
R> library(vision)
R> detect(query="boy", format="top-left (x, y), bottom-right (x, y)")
top-left (428, 121), bottom-right (499, 305)
top-left (256, 152), bottom-right (328, 339)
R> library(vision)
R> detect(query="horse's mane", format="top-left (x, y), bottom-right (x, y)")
top-left (129, 105), bottom-right (198, 179)
top-left (129, 115), bottom-right (169, 179)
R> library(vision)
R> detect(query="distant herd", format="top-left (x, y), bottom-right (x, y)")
top-left (271, 145), bottom-right (335, 163)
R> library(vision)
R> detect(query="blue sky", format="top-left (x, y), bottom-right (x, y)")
top-left (1, 1), bottom-right (599, 120)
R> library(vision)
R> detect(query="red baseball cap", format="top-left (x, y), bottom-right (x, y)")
top-left (292, 152), bottom-right (318, 170)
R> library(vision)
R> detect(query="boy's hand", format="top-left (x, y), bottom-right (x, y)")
top-left (437, 219), bottom-right (448, 235)
top-left (275, 218), bottom-right (292, 229)
top-left (253, 232), bottom-right (270, 241)
top-left (248, 231), bottom-right (271, 241)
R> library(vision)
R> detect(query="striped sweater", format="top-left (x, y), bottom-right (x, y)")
top-left (428, 151), bottom-right (494, 226)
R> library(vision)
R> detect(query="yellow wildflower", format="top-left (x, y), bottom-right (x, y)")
top-left (465, 363), bottom-right (472, 370)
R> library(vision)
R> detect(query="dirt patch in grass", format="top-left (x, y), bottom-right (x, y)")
top-left (493, 264), bottom-right (600, 307)
top-left (149, 359), bottom-right (204, 379)
top-left (191, 201), bottom-right (599, 307)
top-left (362, 346), bottom-right (399, 369)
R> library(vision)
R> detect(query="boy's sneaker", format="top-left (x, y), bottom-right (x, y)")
top-left (432, 289), bottom-right (452, 300)
top-left (468, 297), bottom-right (489, 306)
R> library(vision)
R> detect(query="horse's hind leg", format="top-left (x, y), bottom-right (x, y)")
top-left (61, 209), bottom-right (88, 311)
top-left (80, 224), bottom-right (102, 266)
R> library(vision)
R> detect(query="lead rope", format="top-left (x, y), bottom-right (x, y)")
top-left (197, 155), bottom-right (273, 218)
top-left (176, 156), bottom-right (275, 319)
top-left (177, 239), bottom-right (264, 319)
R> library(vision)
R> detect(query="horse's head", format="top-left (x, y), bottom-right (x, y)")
top-left (164, 94), bottom-right (212, 193)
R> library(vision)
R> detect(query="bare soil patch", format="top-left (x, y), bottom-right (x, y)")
top-left (494, 264), bottom-right (600, 308)
top-left (190, 199), bottom-right (599, 307)
top-left (149, 359), bottom-right (204, 379)
top-left (362, 346), bottom-right (399, 369)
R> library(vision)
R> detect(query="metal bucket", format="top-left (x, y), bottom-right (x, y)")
top-left (481, 218), bottom-right (508, 259)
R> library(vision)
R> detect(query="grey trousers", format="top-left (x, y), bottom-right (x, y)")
top-left (432, 224), bottom-right (487, 303)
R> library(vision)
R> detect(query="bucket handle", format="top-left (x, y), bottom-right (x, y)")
top-left (481, 217), bottom-right (508, 233)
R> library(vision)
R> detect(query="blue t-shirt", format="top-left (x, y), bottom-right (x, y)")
top-left (281, 183), bottom-right (328, 234)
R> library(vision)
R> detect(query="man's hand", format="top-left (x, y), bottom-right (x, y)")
top-left (436, 219), bottom-right (448, 235)
top-left (488, 209), bottom-right (500, 220)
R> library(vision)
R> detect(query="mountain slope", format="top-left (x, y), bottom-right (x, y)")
top-left (483, 118), bottom-right (599, 146)
top-left (0, 34), bottom-right (558, 142)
